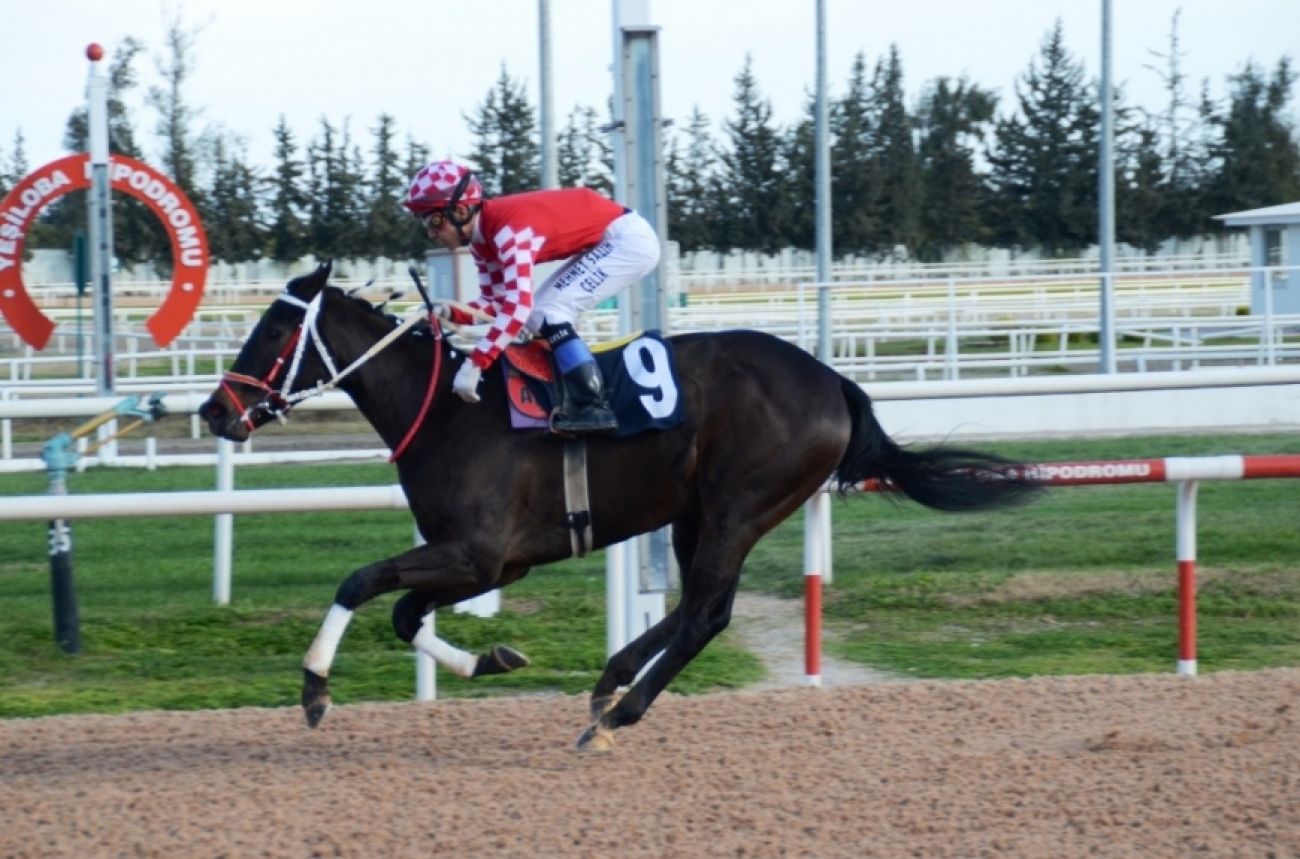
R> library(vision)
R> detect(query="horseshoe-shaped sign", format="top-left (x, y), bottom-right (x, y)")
top-left (0, 153), bottom-right (209, 350)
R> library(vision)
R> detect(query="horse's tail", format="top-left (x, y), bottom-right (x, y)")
top-left (833, 378), bottom-right (1043, 512)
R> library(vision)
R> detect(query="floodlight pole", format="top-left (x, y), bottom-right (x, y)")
top-left (1098, 0), bottom-right (1117, 373)
top-left (539, 0), bottom-right (558, 189)
top-left (815, 0), bottom-right (832, 364)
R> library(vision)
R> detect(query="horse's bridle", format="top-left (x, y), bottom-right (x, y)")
top-left (220, 290), bottom-right (433, 432)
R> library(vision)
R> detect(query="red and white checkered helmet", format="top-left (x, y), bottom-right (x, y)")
top-left (402, 160), bottom-right (483, 214)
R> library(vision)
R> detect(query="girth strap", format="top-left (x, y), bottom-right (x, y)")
top-left (563, 440), bottom-right (593, 558)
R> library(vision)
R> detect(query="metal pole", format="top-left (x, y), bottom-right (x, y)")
top-left (1098, 0), bottom-right (1117, 373)
top-left (86, 45), bottom-right (114, 394)
top-left (538, 0), bottom-right (558, 189)
top-left (46, 470), bottom-right (79, 654)
top-left (815, 0), bottom-right (833, 365)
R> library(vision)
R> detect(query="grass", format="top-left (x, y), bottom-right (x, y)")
top-left (2, 431), bottom-right (1299, 717)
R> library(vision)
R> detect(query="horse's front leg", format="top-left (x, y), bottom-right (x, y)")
top-left (300, 543), bottom-right (503, 728)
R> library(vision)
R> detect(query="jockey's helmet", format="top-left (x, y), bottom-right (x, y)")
top-left (402, 160), bottom-right (484, 216)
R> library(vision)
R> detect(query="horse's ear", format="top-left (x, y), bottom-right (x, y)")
top-left (286, 259), bottom-right (333, 302)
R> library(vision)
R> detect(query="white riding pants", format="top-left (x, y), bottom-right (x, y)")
top-left (525, 210), bottom-right (661, 331)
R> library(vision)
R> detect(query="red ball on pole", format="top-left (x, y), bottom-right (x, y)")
top-left (85, 43), bottom-right (104, 62)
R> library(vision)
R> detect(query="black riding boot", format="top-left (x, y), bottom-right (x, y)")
top-left (553, 361), bottom-right (618, 434)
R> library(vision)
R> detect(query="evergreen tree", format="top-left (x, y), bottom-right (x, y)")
top-left (985, 21), bottom-right (1100, 254)
top-left (866, 45), bottom-right (921, 255)
top-left (1142, 9), bottom-right (1206, 239)
top-left (204, 131), bottom-right (264, 262)
top-left (831, 53), bottom-right (880, 255)
top-left (916, 77), bottom-right (997, 258)
top-left (366, 113), bottom-right (410, 260)
top-left (0, 129), bottom-right (29, 199)
top-left (401, 136), bottom-right (432, 258)
top-left (556, 105), bottom-right (613, 194)
top-left (1114, 120), bottom-right (1167, 252)
top-left (146, 13), bottom-right (204, 203)
top-left (308, 117), bottom-right (363, 258)
top-left (665, 106), bottom-right (721, 252)
top-left (266, 116), bottom-right (310, 263)
top-left (465, 66), bottom-right (540, 196)
top-left (717, 56), bottom-right (788, 252)
top-left (1200, 59), bottom-right (1300, 223)
top-left (781, 95), bottom-right (817, 252)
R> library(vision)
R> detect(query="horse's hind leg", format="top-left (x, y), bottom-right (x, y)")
top-left (390, 590), bottom-right (530, 679)
top-left (587, 509), bottom-right (699, 721)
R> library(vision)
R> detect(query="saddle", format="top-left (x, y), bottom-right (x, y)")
top-left (501, 331), bottom-right (684, 438)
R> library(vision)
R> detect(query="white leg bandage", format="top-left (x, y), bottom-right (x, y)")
top-left (304, 604), bottom-right (353, 676)
top-left (412, 620), bottom-right (479, 678)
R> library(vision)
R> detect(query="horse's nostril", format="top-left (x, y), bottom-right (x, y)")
top-left (200, 400), bottom-right (226, 422)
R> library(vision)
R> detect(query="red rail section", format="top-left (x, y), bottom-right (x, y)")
top-left (801, 455), bottom-right (1300, 685)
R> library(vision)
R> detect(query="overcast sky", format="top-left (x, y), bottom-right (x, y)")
top-left (2, 0), bottom-right (1296, 175)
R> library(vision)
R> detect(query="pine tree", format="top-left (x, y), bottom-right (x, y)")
top-left (366, 113), bottom-right (410, 260)
top-left (204, 131), bottom-right (264, 262)
top-left (985, 20), bottom-right (1100, 254)
top-left (916, 77), bottom-right (997, 259)
top-left (665, 107), bottom-right (721, 252)
top-left (401, 136), bottom-right (432, 258)
top-left (0, 129), bottom-right (28, 199)
top-left (781, 95), bottom-right (817, 252)
top-left (831, 53), bottom-right (880, 256)
top-left (717, 56), bottom-right (788, 252)
top-left (266, 116), bottom-right (310, 263)
top-left (465, 66), bottom-right (540, 197)
top-left (1200, 59), bottom-right (1300, 222)
top-left (1142, 9), bottom-right (1205, 239)
top-left (866, 45), bottom-right (921, 256)
top-left (146, 13), bottom-right (204, 203)
top-left (556, 105), bottom-right (613, 194)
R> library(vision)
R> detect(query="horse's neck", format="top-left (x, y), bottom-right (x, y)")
top-left (326, 321), bottom-right (446, 450)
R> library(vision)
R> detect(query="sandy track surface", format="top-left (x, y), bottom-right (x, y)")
top-left (2, 669), bottom-right (1297, 858)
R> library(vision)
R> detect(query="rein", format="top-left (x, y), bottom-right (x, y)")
top-left (222, 290), bottom-right (440, 461)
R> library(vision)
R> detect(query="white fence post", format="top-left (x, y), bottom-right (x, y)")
top-left (213, 438), bottom-right (234, 605)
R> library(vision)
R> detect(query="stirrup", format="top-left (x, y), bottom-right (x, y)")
top-left (550, 406), bottom-right (618, 435)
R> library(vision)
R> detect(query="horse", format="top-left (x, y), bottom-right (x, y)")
top-left (198, 261), bottom-right (1043, 751)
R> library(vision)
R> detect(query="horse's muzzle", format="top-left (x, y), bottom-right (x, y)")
top-left (198, 396), bottom-right (250, 442)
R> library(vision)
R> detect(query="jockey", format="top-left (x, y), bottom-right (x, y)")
top-left (403, 159), bottom-right (661, 435)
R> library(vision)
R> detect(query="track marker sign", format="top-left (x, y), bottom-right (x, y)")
top-left (0, 153), bottom-right (209, 350)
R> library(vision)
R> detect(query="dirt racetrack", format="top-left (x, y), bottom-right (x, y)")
top-left (2, 669), bottom-right (1298, 858)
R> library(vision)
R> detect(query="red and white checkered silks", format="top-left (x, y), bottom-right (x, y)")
top-left (465, 224), bottom-right (545, 369)
top-left (402, 160), bottom-right (483, 213)
top-left (462, 187), bottom-right (652, 370)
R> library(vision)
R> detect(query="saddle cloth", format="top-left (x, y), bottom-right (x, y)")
top-left (501, 330), bottom-right (684, 438)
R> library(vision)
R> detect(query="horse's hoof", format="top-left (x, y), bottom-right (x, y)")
top-left (471, 644), bottom-right (531, 678)
top-left (301, 669), bottom-right (332, 728)
top-left (576, 722), bottom-right (616, 753)
top-left (304, 700), bottom-right (331, 729)
top-left (589, 691), bottom-right (624, 722)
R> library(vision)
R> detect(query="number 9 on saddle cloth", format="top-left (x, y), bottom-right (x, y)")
top-left (503, 331), bottom-right (684, 436)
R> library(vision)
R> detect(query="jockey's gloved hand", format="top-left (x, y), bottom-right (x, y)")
top-left (430, 301), bottom-right (453, 321)
top-left (453, 361), bottom-right (482, 403)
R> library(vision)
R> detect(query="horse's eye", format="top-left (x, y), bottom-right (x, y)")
top-left (266, 327), bottom-right (284, 340)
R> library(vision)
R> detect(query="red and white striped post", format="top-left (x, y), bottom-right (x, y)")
top-left (802, 492), bottom-right (828, 686)
top-left (803, 455), bottom-right (1300, 681)
top-left (1175, 480), bottom-right (1198, 675)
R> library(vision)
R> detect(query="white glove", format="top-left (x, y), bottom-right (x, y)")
top-left (430, 301), bottom-right (453, 321)
top-left (453, 360), bottom-right (483, 403)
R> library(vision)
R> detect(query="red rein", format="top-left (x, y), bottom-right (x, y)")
top-left (388, 321), bottom-right (443, 463)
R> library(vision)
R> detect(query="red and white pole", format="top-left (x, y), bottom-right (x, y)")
top-left (803, 495), bottom-right (825, 686)
top-left (1175, 480), bottom-right (1198, 675)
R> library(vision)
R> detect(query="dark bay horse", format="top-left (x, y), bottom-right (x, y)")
top-left (199, 262), bottom-right (1042, 751)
